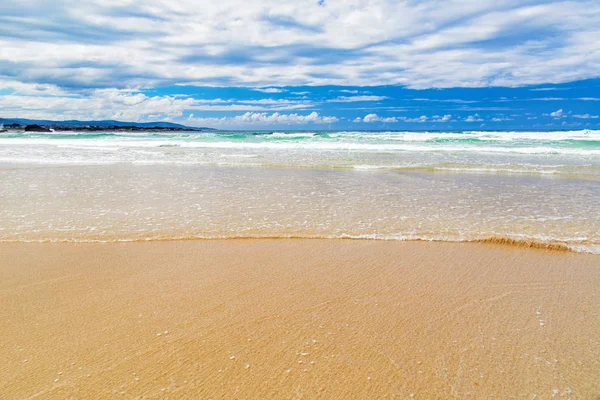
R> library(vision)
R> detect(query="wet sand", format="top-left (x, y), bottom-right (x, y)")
top-left (0, 240), bottom-right (599, 399)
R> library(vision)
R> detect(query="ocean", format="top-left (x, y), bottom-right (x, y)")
top-left (1, 129), bottom-right (599, 253)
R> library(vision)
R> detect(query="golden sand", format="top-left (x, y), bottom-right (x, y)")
top-left (1, 240), bottom-right (599, 399)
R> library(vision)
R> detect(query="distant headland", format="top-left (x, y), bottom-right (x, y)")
top-left (0, 118), bottom-right (213, 132)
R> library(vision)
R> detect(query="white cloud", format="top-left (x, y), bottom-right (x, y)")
top-left (3, 0), bottom-right (600, 90)
top-left (465, 114), bottom-right (483, 122)
top-left (403, 115), bottom-right (428, 123)
top-left (360, 114), bottom-right (398, 123)
top-left (253, 88), bottom-right (287, 93)
top-left (432, 114), bottom-right (452, 122)
top-left (573, 114), bottom-right (599, 119)
top-left (328, 96), bottom-right (388, 103)
top-left (0, 89), bottom-right (196, 121)
top-left (0, 86), bottom-right (323, 122)
top-left (0, 80), bottom-right (71, 97)
top-left (187, 111), bottom-right (338, 127)
top-left (356, 114), bottom-right (431, 123)
top-left (529, 87), bottom-right (565, 91)
top-left (491, 116), bottom-right (514, 121)
top-left (414, 98), bottom-right (478, 104)
top-left (235, 98), bottom-right (314, 108)
top-left (550, 109), bottom-right (564, 118)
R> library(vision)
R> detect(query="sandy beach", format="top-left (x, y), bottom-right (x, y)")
top-left (4, 1), bottom-right (600, 399)
top-left (1, 240), bottom-right (598, 398)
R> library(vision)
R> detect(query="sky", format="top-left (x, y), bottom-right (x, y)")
top-left (1, 0), bottom-right (599, 130)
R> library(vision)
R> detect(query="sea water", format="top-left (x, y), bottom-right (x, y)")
top-left (0, 130), bottom-right (598, 253)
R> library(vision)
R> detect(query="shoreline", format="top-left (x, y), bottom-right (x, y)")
top-left (0, 236), bottom-right (590, 254)
top-left (1, 239), bottom-right (599, 398)
top-left (2, 164), bottom-right (599, 254)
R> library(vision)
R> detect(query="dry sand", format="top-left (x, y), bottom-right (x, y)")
top-left (0, 240), bottom-right (599, 399)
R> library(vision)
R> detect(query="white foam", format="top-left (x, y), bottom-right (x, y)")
top-left (3, 137), bottom-right (599, 156)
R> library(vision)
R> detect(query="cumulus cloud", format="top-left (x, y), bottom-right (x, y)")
top-left (359, 114), bottom-right (399, 123)
top-left (187, 111), bottom-right (338, 127)
top-left (432, 114), bottom-right (452, 122)
top-left (2, 0), bottom-right (600, 90)
top-left (464, 114), bottom-right (484, 122)
top-left (550, 109), bottom-right (564, 118)
top-left (236, 111), bottom-right (337, 124)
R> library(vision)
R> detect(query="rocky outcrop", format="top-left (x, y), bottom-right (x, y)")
top-left (24, 124), bottom-right (52, 132)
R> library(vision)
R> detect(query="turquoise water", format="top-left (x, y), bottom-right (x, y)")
top-left (0, 130), bottom-right (599, 252)
top-left (1, 130), bottom-right (599, 177)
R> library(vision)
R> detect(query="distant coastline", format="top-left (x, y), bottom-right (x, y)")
top-left (0, 117), bottom-right (212, 132)
top-left (8, 124), bottom-right (201, 133)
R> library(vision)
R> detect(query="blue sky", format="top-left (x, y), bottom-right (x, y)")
top-left (1, 0), bottom-right (599, 130)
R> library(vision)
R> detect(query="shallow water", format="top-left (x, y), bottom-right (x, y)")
top-left (1, 162), bottom-right (598, 253)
